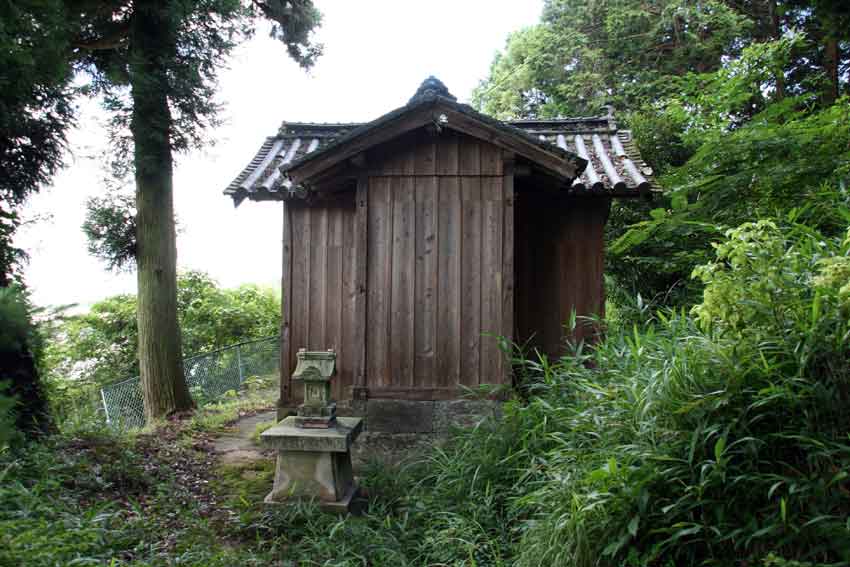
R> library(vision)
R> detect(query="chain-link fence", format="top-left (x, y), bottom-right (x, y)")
top-left (100, 336), bottom-right (280, 430)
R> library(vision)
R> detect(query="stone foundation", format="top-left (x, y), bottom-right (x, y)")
top-left (277, 398), bottom-right (501, 467)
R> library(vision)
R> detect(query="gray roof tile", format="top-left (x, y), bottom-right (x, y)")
top-left (225, 111), bottom-right (657, 206)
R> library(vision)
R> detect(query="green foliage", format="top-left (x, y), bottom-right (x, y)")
top-left (0, 286), bottom-right (52, 438)
top-left (0, 382), bottom-right (17, 450)
top-left (611, 95), bottom-right (850, 303)
top-left (82, 192), bottom-right (138, 271)
top-left (473, 0), bottom-right (749, 118)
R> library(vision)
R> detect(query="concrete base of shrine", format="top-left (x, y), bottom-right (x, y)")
top-left (261, 416), bottom-right (363, 513)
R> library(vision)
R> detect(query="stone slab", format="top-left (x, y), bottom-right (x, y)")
top-left (432, 399), bottom-right (501, 433)
top-left (350, 432), bottom-right (440, 468)
top-left (261, 416), bottom-right (363, 452)
top-left (366, 399), bottom-right (434, 433)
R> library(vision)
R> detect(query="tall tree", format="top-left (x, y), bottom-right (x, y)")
top-left (473, 0), bottom-right (749, 118)
top-left (68, 0), bottom-right (321, 421)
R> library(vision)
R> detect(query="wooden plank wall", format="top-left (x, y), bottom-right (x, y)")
top-left (514, 193), bottom-right (611, 358)
top-left (284, 195), bottom-right (358, 402)
top-left (365, 130), bottom-right (510, 398)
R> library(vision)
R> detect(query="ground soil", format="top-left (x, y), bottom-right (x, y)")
top-left (211, 409), bottom-right (278, 465)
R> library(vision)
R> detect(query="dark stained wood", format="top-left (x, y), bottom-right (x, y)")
top-left (340, 197), bottom-right (358, 400)
top-left (436, 131), bottom-right (459, 175)
top-left (325, 206), bottom-right (342, 399)
top-left (436, 176), bottom-right (461, 388)
top-left (479, 143), bottom-right (502, 176)
top-left (459, 137), bottom-right (480, 176)
top-left (288, 203), bottom-right (309, 403)
top-left (283, 127), bottom-right (620, 407)
top-left (460, 175), bottom-right (482, 387)
top-left (280, 202), bottom-right (293, 404)
top-left (353, 176), bottom-right (368, 398)
top-left (413, 132), bottom-right (436, 175)
top-left (514, 192), bottom-right (611, 359)
top-left (308, 207), bottom-right (327, 349)
top-left (414, 175), bottom-right (438, 388)
top-left (390, 176), bottom-right (415, 388)
top-left (501, 158), bottom-right (515, 385)
top-left (480, 176), bottom-right (504, 385)
top-left (367, 177), bottom-right (392, 390)
top-left (284, 197), bottom-right (358, 404)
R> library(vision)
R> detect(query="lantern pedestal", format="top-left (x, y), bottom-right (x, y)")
top-left (261, 416), bottom-right (363, 513)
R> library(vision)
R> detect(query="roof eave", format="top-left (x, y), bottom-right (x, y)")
top-left (281, 95), bottom-right (584, 186)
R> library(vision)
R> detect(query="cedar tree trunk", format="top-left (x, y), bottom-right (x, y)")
top-left (129, 0), bottom-right (193, 421)
top-left (824, 36), bottom-right (840, 105)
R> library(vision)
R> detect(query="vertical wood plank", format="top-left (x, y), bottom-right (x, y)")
top-left (414, 133), bottom-right (436, 175)
top-left (280, 202), bottom-right (293, 404)
top-left (401, 134), bottom-right (416, 175)
top-left (325, 205), bottom-right (342, 398)
top-left (367, 177), bottom-right (392, 389)
top-left (353, 176), bottom-right (368, 396)
top-left (390, 177), bottom-right (415, 388)
top-left (309, 207), bottom-right (327, 349)
top-left (460, 176), bottom-right (482, 387)
top-left (436, 131), bottom-right (459, 176)
top-left (480, 177), bottom-right (504, 387)
top-left (479, 144), bottom-right (502, 176)
top-left (459, 137), bottom-right (481, 176)
top-left (414, 176), bottom-right (438, 388)
top-left (289, 205), bottom-right (309, 402)
top-left (437, 177), bottom-right (461, 388)
top-left (337, 201), bottom-right (355, 400)
top-left (501, 160), bottom-right (515, 387)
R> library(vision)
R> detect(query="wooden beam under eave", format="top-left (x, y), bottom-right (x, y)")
top-left (441, 109), bottom-right (581, 181)
top-left (352, 174), bottom-right (368, 401)
top-left (502, 155), bottom-right (516, 387)
top-left (286, 111), bottom-right (436, 185)
top-left (279, 201), bottom-right (294, 411)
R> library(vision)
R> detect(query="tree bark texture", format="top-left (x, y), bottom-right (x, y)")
top-left (129, 0), bottom-right (193, 421)
top-left (823, 36), bottom-right (840, 105)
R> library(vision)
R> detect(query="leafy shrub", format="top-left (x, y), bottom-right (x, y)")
top-left (0, 286), bottom-right (52, 438)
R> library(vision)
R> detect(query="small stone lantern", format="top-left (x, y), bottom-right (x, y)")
top-left (261, 348), bottom-right (363, 512)
top-left (292, 349), bottom-right (337, 428)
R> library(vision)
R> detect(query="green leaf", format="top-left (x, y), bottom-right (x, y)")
top-left (714, 437), bottom-right (726, 463)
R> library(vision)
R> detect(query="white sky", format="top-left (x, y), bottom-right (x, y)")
top-left (16, 0), bottom-right (542, 309)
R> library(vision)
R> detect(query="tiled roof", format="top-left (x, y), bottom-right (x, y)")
top-left (225, 92), bottom-right (657, 206)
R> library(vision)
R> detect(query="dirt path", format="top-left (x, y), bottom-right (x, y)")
top-left (212, 410), bottom-right (278, 465)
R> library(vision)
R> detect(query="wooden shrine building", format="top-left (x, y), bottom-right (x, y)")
top-left (225, 77), bottom-right (656, 420)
